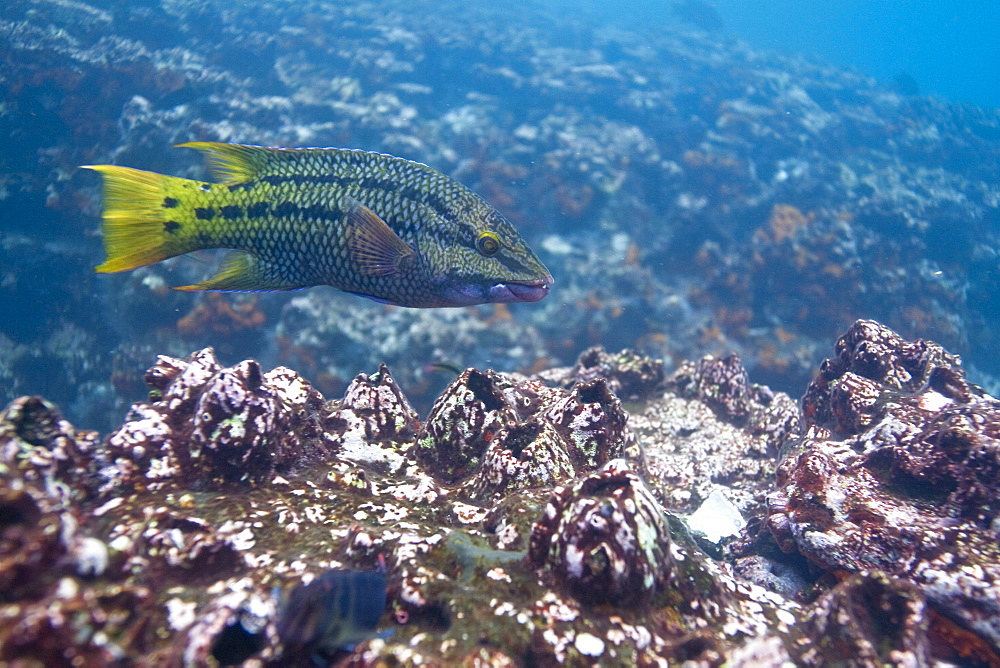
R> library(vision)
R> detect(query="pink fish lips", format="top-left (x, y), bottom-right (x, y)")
top-left (494, 276), bottom-right (553, 303)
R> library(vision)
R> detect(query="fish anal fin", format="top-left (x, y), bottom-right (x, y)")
top-left (345, 197), bottom-right (414, 277)
top-left (176, 142), bottom-right (279, 185)
top-left (174, 252), bottom-right (300, 292)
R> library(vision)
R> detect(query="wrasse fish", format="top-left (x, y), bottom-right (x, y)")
top-left (276, 568), bottom-right (387, 662)
top-left (83, 142), bottom-right (553, 307)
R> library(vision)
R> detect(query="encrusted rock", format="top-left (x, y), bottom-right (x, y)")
top-left (465, 417), bottom-right (575, 502)
top-left (568, 346), bottom-right (666, 400)
top-left (798, 571), bottom-right (930, 667)
top-left (668, 352), bottom-right (755, 424)
top-left (801, 318), bottom-right (963, 435)
top-left (101, 348), bottom-right (323, 491)
top-left (768, 320), bottom-right (1000, 658)
top-left (629, 353), bottom-right (799, 515)
top-left (419, 370), bottom-right (633, 487)
top-left (0, 484), bottom-right (68, 601)
top-left (540, 378), bottom-right (631, 469)
top-left (0, 396), bottom-right (99, 498)
top-left (12, 323), bottom-right (997, 664)
top-left (529, 460), bottom-right (673, 607)
top-left (417, 369), bottom-right (519, 484)
top-left (324, 364), bottom-right (419, 471)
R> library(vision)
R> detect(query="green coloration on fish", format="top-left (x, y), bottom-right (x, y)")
top-left (83, 142), bottom-right (553, 307)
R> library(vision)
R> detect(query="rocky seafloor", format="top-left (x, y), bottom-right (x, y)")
top-left (3, 318), bottom-right (1000, 666)
top-left (2, 0), bottom-right (1000, 433)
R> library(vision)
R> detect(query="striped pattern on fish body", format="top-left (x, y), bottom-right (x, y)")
top-left (84, 142), bottom-right (553, 307)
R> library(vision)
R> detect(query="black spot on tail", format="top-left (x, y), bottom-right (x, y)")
top-left (220, 205), bottom-right (242, 220)
top-left (164, 220), bottom-right (182, 234)
top-left (162, 197), bottom-right (179, 208)
top-left (195, 207), bottom-right (216, 220)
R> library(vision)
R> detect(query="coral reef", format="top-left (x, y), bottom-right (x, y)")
top-left (3, 0), bottom-right (1000, 433)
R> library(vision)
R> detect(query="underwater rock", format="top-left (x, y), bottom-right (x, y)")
top-left (540, 378), bottom-right (631, 469)
top-left (7, 325), bottom-right (1000, 664)
top-left (323, 364), bottom-right (419, 472)
top-left (798, 571), bottom-right (930, 667)
top-left (184, 587), bottom-right (276, 667)
top-left (800, 318), bottom-right (963, 435)
top-left (418, 368), bottom-right (632, 490)
top-left (101, 347), bottom-right (323, 492)
top-left (0, 398), bottom-right (153, 662)
top-left (630, 353), bottom-right (799, 515)
top-left (768, 319), bottom-right (1000, 660)
top-left (416, 368), bottom-right (520, 485)
top-left (564, 346), bottom-right (667, 401)
top-left (465, 417), bottom-right (575, 502)
top-left (0, 482), bottom-right (70, 601)
top-left (528, 460), bottom-right (673, 607)
top-left (0, 396), bottom-right (99, 497)
top-left (668, 352), bottom-right (755, 424)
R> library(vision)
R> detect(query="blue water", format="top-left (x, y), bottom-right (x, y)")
top-left (1, 0), bottom-right (1000, 430)
top-left (581, 0), bottom-right (1000, 109)
top-left (714, 0), bottom-right (1000, 110)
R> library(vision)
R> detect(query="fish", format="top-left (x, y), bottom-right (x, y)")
top-left (276, 567), bottom-right (387, 663)
top-left (82, 143), bottom-right (553, 308)
top-left (425, 360), bottom-right (465, 376)
top-left (671, 0), bottom-right (724, 32)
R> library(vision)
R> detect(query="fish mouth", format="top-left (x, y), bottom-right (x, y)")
top-left (495, 276), bottom-right (553, 303)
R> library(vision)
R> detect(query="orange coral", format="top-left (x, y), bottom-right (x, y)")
top-left (554, 183), bottom-right (594, 218)
top-left (177, 293), bottom-right (265, 337)
top-left (756, 204), bottom-right (812, 244)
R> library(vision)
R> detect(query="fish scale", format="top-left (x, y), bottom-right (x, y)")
top-left (83, 142), bottom-right (552, 307)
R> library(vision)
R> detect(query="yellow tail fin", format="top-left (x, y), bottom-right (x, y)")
top-left (82, 165), bottom-right (187, 273)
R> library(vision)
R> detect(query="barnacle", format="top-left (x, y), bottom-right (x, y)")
top-left (416, 368), bottom-right (519, 484)
top-left (528, 460), bottom-right (673, 607)
top-left (465, 417), bottom-right (575, 501)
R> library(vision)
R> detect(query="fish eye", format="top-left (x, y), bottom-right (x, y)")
top-left (476, 232), bottom-right (501, 256)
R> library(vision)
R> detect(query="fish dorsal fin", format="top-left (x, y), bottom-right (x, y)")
top-left (344, 196), bottom-right (415, 277)
top-left (176, 142), bottom-right (282, 185)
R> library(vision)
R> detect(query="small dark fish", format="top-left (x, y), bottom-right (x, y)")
top-left (425, 360), bottom-right (465, 376)
top-left (277, 568), bottom-right (387, 663)
top-left (83, 143), bottom-right (553, 307)
top-left (671, 0), bottom-right (724, 32)
top-left (891, 71), bottom-right (921, 96)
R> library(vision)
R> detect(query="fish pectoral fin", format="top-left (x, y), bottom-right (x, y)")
top-left (174, 251), bottom-right (300, 292)
top-left (176, 142), bottom-right (278, 185)
top-left (344, 196), bottom-right (415, 277)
